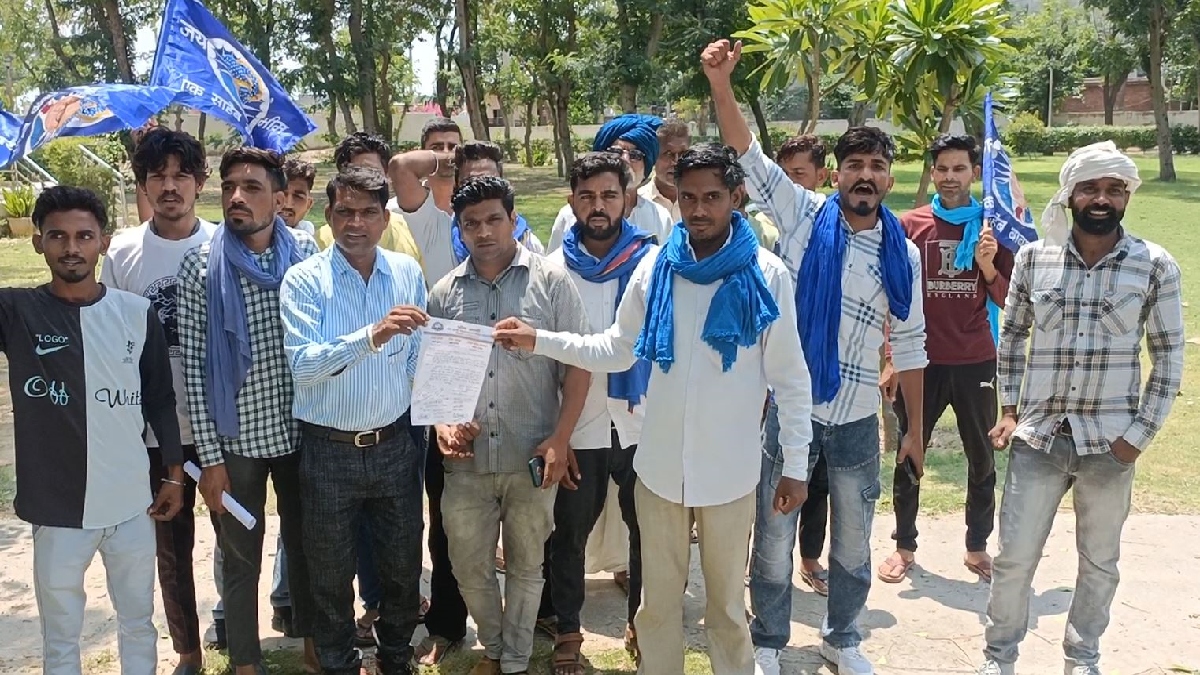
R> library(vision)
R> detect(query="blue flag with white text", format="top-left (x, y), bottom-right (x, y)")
top-left (0, 107), bottom-right (20, 168)
top-left (2, 85), bottom-right (177, 169)
top-left (150, 0), bottom-right (315, 152)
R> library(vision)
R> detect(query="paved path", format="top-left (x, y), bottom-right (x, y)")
top-left (0, 512), bottom-right (1197, 674)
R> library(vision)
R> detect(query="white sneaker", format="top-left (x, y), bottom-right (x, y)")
top-left (819, 642), bottom-right (874, 675)
top-left (1067, 665), bottom-right (1101, 675)
top-left (754, 646), bottom-right (781, 675)
top-left (978, 660), bottom-right (1015, 675)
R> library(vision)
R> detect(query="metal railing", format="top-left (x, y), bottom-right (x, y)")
top-left (77, 144), bottom-right (130, 229)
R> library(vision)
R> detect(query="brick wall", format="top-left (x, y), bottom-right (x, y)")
top-left (1063, 77), bottom-right (1155, 114)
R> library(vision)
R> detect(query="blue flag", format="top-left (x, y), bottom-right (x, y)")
top-left (1, 85), bottom-right (177, 169)
top-left (150, 0), bottom-right (315, 152)
top-left (0, 107), bottom-right (20, 168)
top-left (981, 92), bottom-right (1039, 344)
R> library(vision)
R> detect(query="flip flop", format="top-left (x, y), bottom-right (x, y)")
top-left (800, 567), bottom-right (830, 596)
top-left (876, 552), bottom-right (915, 583)
top-left (965, 558), bottom-right (993, 582)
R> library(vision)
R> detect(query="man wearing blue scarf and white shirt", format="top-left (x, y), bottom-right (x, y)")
top-left (495, 144), bottom-right (813, 675)
top-left (546, 114), bottom-right (675, 252)
top-left (706, 40), bottom-right (927, 675)
top-left (538, 152), bottom-right (656, 672)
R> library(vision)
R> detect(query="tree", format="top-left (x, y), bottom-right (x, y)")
top-left (1088, 18), bottom-right (1138, 125)
top-left (734, 0), bottom-right (867, 133)
top-left (455, 0), bottom-right (491, 139)
top-left (1009, 0), bottom-right (1097, 122)
top-left (1087, 0), bottom-right (1182, 181)
top-left (612, 0), bottom-right (666, 112)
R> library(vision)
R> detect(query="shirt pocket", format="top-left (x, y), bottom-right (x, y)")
top-left (1031, 287), bottom-right (1066, 332)
top-left (441, 298), bottom-right (484, 325)
top-left (1098, 286), bottom-right (1145, 337)
top-left (507, 311), bottom-right (550, 362)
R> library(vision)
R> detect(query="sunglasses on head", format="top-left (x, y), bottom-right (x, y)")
top-left (607, 146), bottom-right (646, 162)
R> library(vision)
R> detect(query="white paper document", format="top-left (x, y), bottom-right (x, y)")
top-left (411, 318), bottom-right (495, 425)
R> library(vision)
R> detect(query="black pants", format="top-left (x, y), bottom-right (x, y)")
top-left (300, 422), bottom-right (424, 675)
top-left (218, 450), bottom-right (313, 667)
top-left (422, 434), bottom-right (469, 642)
top-left (149, 445), bottom-right (222, 655)
top-left (797, 450), bottom-right (829, 560)
top-left (891, 360), bottom-right (998, 553)
top-left (540, 429), bottom-right (642, 633)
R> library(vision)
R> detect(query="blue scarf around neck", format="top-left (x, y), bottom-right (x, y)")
top-left (205, 217), bottom-right (304, 438)
top-left (451, 213), bottom-right (532, 264)
top-left (797, 193), bottom-right (913, 405)
top-left (634, 211), bottom-right (779, 373)
top-left (563, 219), bottom-right (655, 409)
top-left (930, 194), bottom-right (1001, 345)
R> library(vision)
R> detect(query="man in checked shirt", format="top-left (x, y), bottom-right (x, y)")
top-left (978, 142), bottom-right (1184, 675)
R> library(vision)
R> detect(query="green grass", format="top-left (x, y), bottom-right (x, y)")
top-left (3, 155), bottom-right (1199, 518)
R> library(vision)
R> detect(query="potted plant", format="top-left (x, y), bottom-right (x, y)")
top-left (2, 185), bottom-right (36, 237)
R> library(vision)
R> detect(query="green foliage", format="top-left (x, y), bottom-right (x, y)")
top-left (1009, 0), bottom-right (1099, 120)
top-left (1, 184), bottom-right (36, 218)
top-left (30, 136), bottom-right (128, 221)
top-left (1000, 121), bottom-right (1200, 156)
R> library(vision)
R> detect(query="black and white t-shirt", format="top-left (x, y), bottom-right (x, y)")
top-left (0, 286), bottom-right (182, 529)
top-left (101, 218), bottom-right (216, 446)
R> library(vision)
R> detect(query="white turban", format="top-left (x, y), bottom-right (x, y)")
top-left (1040, 141), bottom-right (1141, 246)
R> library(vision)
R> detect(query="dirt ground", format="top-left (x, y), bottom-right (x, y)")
top-left (1, 358), bottom-right (1198, 674)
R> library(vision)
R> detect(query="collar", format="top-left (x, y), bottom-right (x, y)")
top-left (331, 244), bottom-right (392, 279)
top-left (1065, 226), bottom-right (1131, 266)
top-left (682, 223), bottom-right (736, 258)
top-left (455, 243), bottom-right (533, 279)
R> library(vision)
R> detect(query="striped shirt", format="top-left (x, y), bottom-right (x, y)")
top-left (1000, 231), bottom-right (1183, 454)
top-left (426, 246), bottom-right (590, 474)
top-left (280, 245), bottom-right (427, 430)
top-left (739, 138), bottom-right (927, 425)
top-left (178, 229), bottom-right (320, 468)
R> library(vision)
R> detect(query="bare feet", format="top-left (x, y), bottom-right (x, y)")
top-left (303, 638), bottom-right (319, 674)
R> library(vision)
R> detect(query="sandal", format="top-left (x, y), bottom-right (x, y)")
top-left (613, 571), bottom-right (629, 596)
top-left (964, 555), bottom-right (994, 582)
top-left (552, 632), bottom-right (588, 675)
top-left (536, 615), bottom-right (559, 639)
top-left (624, 623), bottom-right (640, 665)
top-left (800, 566), bottom-right (830, 596)
top-left (416, 635), bottom-right (461, 666)
top-left (876, 551), bottom-right (915, 584)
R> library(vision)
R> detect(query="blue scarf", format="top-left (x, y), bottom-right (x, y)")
top-left (634, 211), bottom-right (779, 372)
top-left (798, 193), bottom-right (912, 405)
top-left (205, 217), bottom-right (303, 438)
top-left (563, 220), bottom-right (656, 409)
top-left (451, 213), bottom-right (532, 264)
top-left (931, 195), bottom-right (1001, 345)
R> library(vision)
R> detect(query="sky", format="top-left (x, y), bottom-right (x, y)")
top-left (133, 25), bottom-right (441, 96)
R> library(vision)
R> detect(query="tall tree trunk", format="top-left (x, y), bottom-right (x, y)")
top-left (337, 94), bottom-right (358, 134)
top-left (348, 0), bottom-right (378, 134)
top-left (1102, 77), bottom-right (1117, 126)
top-left (619, 85), bottom-right (638, 113)
top-left (914, 99), bottom-right (959, 204)
top-left (327, 103), bottom-right (339, 140)
top-left (455, 0), bottom-right (490, 140)
top-left (197, 113), bottom-right (207, 146)
top-left (99, 0), bottom-right (135, 82)
top-left (804, 36), bottom-right (821, 134)
top-left (378, 50), bottom-right (395, 144)
top-left (548, 95), bottom-right (564, 177)
top-left (749, 96), bottom-right (773, 157)
top-left (317, 0), bottom-right (353, 134)
top-left (496, 93), bottom-right (512, 142)
top-left (554, 86), bottom-right (573, 174)
top-left (523, 98), bottom-right (535, 167)
top-left (850, 100), bottom-right (868, 127)
top-left (434, 20), bottom-right (453, 118)
top-left (44, 0), bottom-right (84, 82)
top-left (1147, 1), bottom-right (1177, 181)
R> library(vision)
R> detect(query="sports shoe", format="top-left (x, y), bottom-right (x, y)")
top-left (1066, 665), bottom-right (1101, 675)
top-left (977, 660), bottom-right (1014, 675)
top-left (819, 642), bottom-right (874, 674)
top-left (754, 646), bottom-right (781, 675)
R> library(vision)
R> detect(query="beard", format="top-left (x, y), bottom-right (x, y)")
top-left (580, 212), bottom-right (620, 241)
top-left (1071, 203), bottom-right (1123, 236)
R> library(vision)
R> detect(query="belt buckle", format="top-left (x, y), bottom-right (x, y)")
top-left (353, 430), bottom-right (380, 448)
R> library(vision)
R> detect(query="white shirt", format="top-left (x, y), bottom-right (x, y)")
top-left (639, 178), bottom-right (682, 224)
top-left (545, 247), bottom-right (653, 449)
top-left (738, 138), bottom-right (928, 425)
top-left (390, 192), bottom-right (545, 287)
top-left (534, 241), bottom-right (813, 507)
top-left (546, 196), bottom-right (674, 253)
top-left (100, 218), bottom-right (218, 447)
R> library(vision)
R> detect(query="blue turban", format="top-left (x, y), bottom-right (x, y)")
top-left (594, 114), bottom-right (663, 171)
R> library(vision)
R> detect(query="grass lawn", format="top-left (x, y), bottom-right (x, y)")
top-left (2, 154), bottom-right (1198, 675)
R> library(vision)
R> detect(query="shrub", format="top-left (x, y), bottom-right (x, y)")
top-left (999, 119), bottom-right (1200, 156)
top-left (30, 136), bottom-right (127, 224)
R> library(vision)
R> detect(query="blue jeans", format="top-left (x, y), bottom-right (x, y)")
top-left (984, 436), bottom-right (1135, 668)
top-left (271, 535), bottom-right (289, 609)
top-left (750, 413), bottom-right (880, 650)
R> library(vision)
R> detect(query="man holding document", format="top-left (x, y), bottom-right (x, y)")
top-left (426, 176), bottom-right (591, 675)
top-left (279, 166), bottom-right (428, 675)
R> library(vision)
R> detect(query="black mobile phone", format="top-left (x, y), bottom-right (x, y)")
top-left (529, 456), bottom-right (546, 487)
top-left (901, 457), bottom-right (920, 486)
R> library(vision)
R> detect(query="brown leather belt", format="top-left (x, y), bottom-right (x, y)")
top-left (301, 413), bottom-right (409, 448)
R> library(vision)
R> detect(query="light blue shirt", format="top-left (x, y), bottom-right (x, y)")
top-left (280, 245), bottom-right (427, 430)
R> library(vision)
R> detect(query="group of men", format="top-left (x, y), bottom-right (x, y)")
top-left (0, 37), bottom-right (1183, 675)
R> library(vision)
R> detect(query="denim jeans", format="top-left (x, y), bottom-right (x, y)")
top-left (984, 435), bottom-right (1135, 668)
top-left (270, 535), bottom-right (288, 609)
top-left (442, 469), bottom-right (556, 674)
top-left (750, 413), bottom-right (880, 650)
top-left (300, 425), bottom-right (425, 675)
